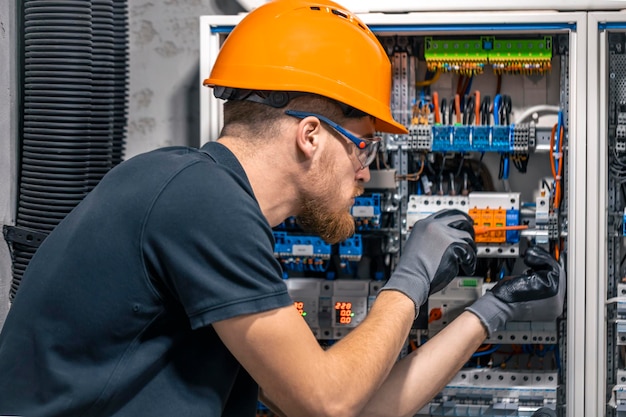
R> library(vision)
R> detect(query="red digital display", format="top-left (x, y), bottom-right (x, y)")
top-left (334, 301), bottom-right (353, 325)
top-left (294, 301), bottom-right (306, 317)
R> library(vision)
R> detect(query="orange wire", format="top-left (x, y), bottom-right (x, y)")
top-left (433, 91), bottom-right (441, 124)
top-left (553, 238), bottom-right (563, 261)
top-left (475, 344), bottom-right (493, 352)
top-left (556, 124), bottom-right (564, 209)
top-left (398, 153), bottom-right (425, 181)
top-left (474, 225), bottom-right (529, 235)
top-left (416, 154), bottom-right (425, 176)
top-left (555, 241), bottom-right (560, 261)
top-left (407, 155), bottom-right (425, 181)
top-left (454, 94), bottom-right (461, 124)
top-left (549, 123), bottom-right (564, 210)
top-left (549, 123), bottom-right (557, 177)
top-left (548, 123), bottom-right (564, 260)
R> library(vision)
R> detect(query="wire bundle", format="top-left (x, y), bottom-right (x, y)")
top-left (12, 0), bottom-right (129, 300)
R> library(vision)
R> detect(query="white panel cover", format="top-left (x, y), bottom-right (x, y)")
top-left (236, 0), bottom-right (626, 12)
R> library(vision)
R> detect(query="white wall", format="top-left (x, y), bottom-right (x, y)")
top-left (126, 0), bottom-right (243, 158)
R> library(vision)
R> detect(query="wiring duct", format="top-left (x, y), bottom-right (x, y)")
top-left (9, 0), bottom-right (129, 300)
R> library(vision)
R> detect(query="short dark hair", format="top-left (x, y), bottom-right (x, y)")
top-left (220, 92), bottom-right (368, 140)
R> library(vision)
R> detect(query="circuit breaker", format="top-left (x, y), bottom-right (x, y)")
top-left (200, 8), bottom-right (591, 417)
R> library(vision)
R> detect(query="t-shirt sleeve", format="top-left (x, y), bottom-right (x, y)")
top-left (142, 160), bottom-right (292, 329)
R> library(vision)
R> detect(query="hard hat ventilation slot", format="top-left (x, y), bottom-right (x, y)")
top-left (331, 9), bottom-right (348, 19)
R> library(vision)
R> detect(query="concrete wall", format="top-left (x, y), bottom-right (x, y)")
top-left (0, 0), bottom-right (18, 329)
top-left (0, 0), bottom-right (244, 327)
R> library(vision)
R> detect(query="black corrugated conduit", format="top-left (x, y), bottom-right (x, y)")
top-left (5, 0), bottom-right (129, 300)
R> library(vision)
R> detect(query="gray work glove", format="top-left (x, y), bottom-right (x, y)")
top-left (381, 209), bottom-right (477, 318)
top-left (466, 246), bottom-right (565, 337)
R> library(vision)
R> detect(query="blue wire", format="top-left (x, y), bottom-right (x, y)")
top-left (494, 353), bottom-right (515, 368)
top-left (316, 259), bottom-right (324, 272)
top-left (553, 110), bottom-right (563, 196)
top-left (535, 346), bottom-right (548, 357)
top-left (555, 112), bottom-right (562, 170)
top-left (465, 76), bottom-right (474, 96)
top-left (472, 344), bottom-right (501, 357)
top-left (493, 94), bottom-right (502, 125)
top-left (554, 344), bottom-right (561, 370)
top-left (503, 155), bottom-right (510, 180)
top-left (343, 261), bottom-right (353, 275)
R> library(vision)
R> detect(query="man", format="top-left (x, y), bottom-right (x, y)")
top-left (0, 1), bottom-right (564, 416)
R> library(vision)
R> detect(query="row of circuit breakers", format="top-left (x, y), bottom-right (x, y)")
top-left (265, 32), bottom-right (566, 416)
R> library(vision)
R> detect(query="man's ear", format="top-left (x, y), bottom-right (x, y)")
top-left (294, 116), bottom-right (324, 160)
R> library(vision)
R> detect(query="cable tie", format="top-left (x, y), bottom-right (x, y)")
top-left (552, 151), bottom-right (563, 159)
top-left (555, 175), bottom-right (562, 180)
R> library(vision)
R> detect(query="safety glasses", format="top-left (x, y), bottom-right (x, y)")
top-left (285, 110), bottom-right (381, 170)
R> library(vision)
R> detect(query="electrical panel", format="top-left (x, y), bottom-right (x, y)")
top-left (602, 26), bottom-right (626, 417)
top-left (590, 15), bottom-right (626, 417)
top-left (200, 10), bottom-right (590, 417)
top-left (348, 25), bottom-right (568, 417)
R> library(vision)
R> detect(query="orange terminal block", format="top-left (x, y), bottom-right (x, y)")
top-left (469, 207), bottom-right (527, 242)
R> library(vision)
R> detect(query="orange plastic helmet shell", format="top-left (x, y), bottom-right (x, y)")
top-left (203, 0), bottom-right (408, 134)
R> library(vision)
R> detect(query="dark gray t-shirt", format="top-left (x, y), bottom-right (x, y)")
top-left (0, 142), bottom-right (292, 416)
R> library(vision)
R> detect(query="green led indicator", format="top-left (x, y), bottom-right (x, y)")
top-left (461, 279), bottom-right (478, 287)
top-left (302, 312), bottom-right (307, 317)
top-left (350, 313), bottom-right (354, 317)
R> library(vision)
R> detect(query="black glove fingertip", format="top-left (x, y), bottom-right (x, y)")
top-left (448, 218), bottom-right (475, 238)
top-left (454, 244), bottom-right (477, 275)
top-left (524, 246), bottom-right (559, 271)
top-left (461, 236), bottom-right (477, 253)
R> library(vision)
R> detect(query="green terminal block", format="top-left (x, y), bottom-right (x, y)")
top-left (489, 36), bottom-right (553, 73)
top-left (424, 36), bottom-right (552, 75)
top-left (490, 36), bottom-right (552, 61)
top-left (460, 278), bottom-right (478, 288)
top-left (424, 37), bottom-right (489, 74)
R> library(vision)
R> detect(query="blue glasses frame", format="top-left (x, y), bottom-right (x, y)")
top-left (285, 110), bottom-right (381, 169)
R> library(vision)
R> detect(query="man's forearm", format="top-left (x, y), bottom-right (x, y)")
top-left (240, 290), bottom-right (416, 417)
top-left (361, 311), bottom-right (487, 417)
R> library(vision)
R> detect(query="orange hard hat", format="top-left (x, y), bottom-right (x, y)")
top-left (203, 0), bottom-right (408, 134)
